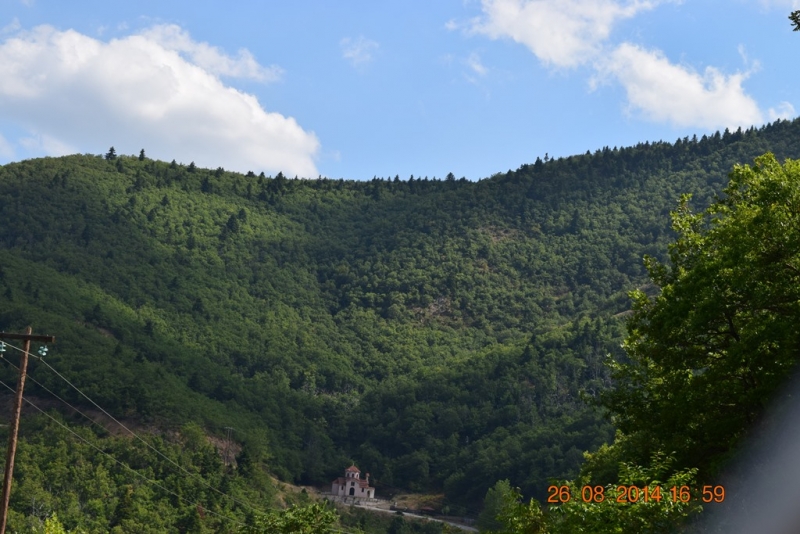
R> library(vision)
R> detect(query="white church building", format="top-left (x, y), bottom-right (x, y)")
top-left (331, 465), bottom-right (375, 499)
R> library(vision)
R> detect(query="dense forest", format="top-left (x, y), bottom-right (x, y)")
top-left (0, 119), bottom-right (799, 532)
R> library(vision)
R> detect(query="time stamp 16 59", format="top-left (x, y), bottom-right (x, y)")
top-left (547, 485), bottom-right (725, 504)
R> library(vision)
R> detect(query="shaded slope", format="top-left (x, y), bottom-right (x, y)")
top-left (0, 119), bottom-right (797, 510)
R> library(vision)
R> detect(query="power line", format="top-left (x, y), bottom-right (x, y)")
top-left (0, 355), bottom-right (365, 534)
top-left (0, 341), bottom-right (267, 519)
top-left (0, 343), bottom-right (477, 533)
top-left (0, 328), bottom-right (54, 534)
top-left (0, 375), bottom-right (250, 531)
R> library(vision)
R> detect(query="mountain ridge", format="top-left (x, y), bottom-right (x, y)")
top-left (0, 118), bottom-right (798, 528)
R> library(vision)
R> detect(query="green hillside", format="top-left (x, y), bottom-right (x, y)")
top-left (0, 119), bottom-right (799, 530)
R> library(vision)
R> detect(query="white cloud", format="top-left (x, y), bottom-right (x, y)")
top-left (466, 0), bottom-right (775, 131)
top-left (0, 133), bottom-right (14, 159)
top-left (468, 0), bottom-right (664, 68)
top-left (19, 133), bottom-right (75, 155)
top-left (769, 101), bottom-right (796, 121)
top-left (737, 44), bottom-right (761, 72)
top-left (466, 52), bottom-right (488, 76)
top-left (340, 36), bottom-right (379, 67)
top-left (0, 24), bottom-right (319, 177)
top-left (1, 18), bottom-right (21, 35)
top-left (598, 43), bottom-right (764, 129)
top-left (756, 0), bottom-right (800, 8)
top-left (140, 24), bottom-right (283, 82)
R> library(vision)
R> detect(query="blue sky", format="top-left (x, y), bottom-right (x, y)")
top-left (0, 0), bottom-right (798, 180)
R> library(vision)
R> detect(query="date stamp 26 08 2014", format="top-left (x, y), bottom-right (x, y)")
top-left (547, 484), bottom-right (725, 505)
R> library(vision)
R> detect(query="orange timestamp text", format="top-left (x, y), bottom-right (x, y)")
top-left (547, 484), bottom-right (725, 504)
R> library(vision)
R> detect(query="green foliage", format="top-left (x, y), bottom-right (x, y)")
top-left (478, 480), bottom-right (514, 532)
top-left (253, 502), bottom-right (337, 533)
top-left (33, 514), bottom-right (78, 534)
top-left (545, 454), bottom-right (700, 533)
top-left (490, 454), bottom-right (699, 533)
top-left (493, 488), bottom-right (547, 534)
top-left (1, 413), bottom-right (276, 532)
top-left (0, 120), bottom-right (799, 526)
top-left (492, 151), bottom-right (800, 532)
top-left (605, 153), bottom-right (800, 478)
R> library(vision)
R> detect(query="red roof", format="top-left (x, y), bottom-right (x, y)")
top-left (345, 465), bottom-right (361, 473)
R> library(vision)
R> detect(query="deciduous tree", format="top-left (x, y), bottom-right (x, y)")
top-left (605, 153), bottom-right (800, 476)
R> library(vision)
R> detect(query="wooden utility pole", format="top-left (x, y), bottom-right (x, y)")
top-left (0, 327), bottom-right (55, 534)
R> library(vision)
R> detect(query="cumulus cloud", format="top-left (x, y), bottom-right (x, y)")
top-left (597, 44), bottom-right (764, 129)
top-left (340, 36), bottom-right (379, 67)
top-left (139, 24), bottom-right (283, 82)
top-left (0, 24), bottom-right (319, 176)
top-left (465, 0), bottom-right (783, 131)
top-left (468, 0), bottom-right (663, 68)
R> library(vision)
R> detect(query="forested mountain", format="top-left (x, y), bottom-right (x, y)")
top-left (0, 119), bottom-right (798, 531)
